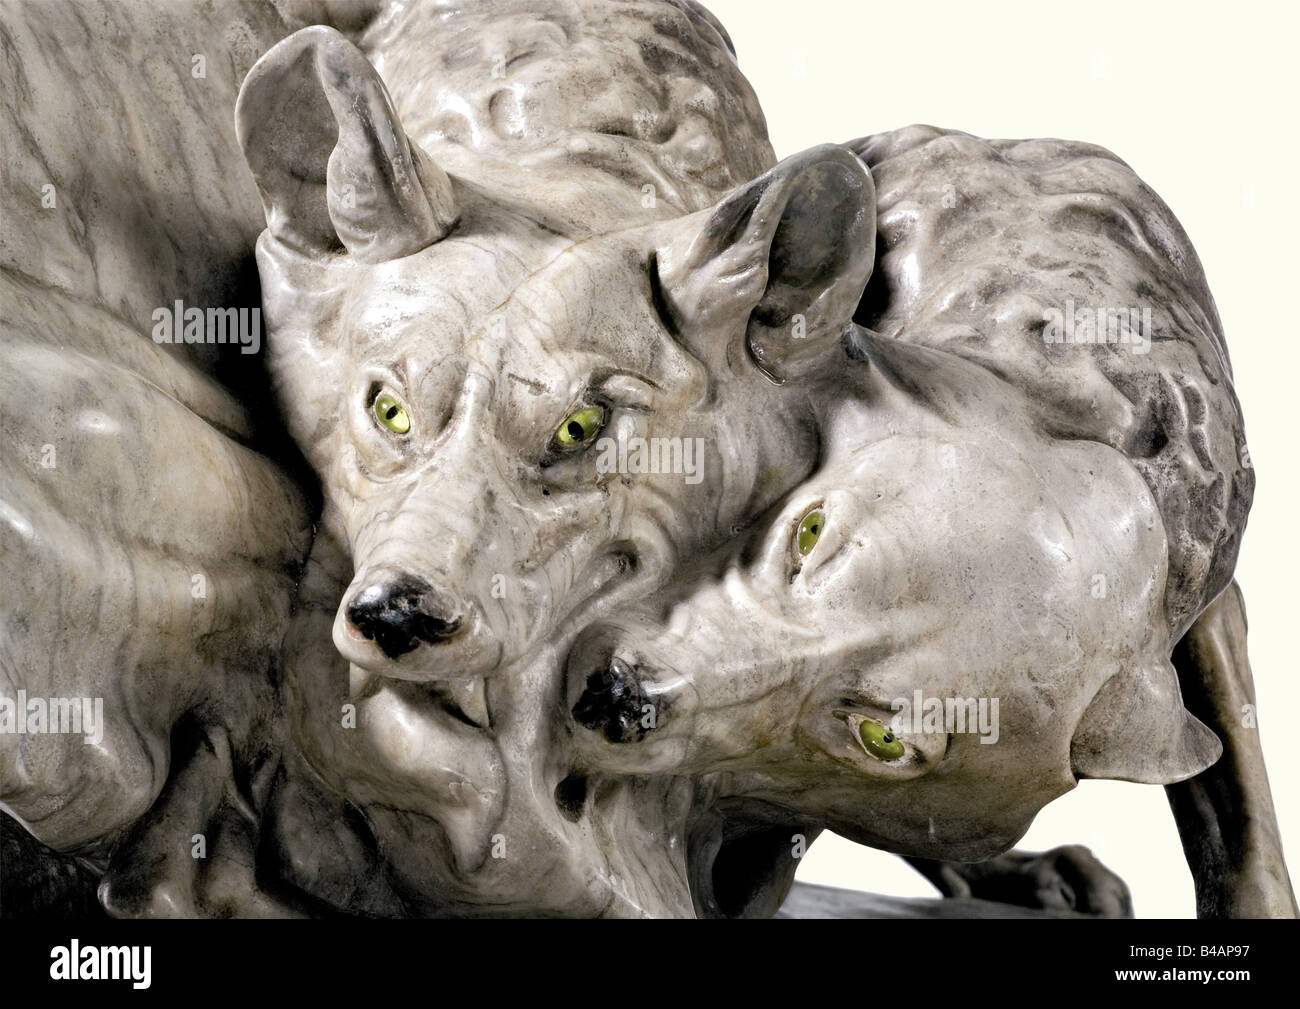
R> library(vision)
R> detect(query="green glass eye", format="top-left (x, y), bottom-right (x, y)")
top-left (796, 508), bottom-right (825, 556)
top-left (554, 405), bottom-right (605, 448)
top-left (374, 392), bottom-right (410, 435)
top-left (858, 719), bottom-right (905, 761)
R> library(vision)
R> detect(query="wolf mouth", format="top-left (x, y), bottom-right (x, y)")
top-left (348, 664), bottom-right (491, 730)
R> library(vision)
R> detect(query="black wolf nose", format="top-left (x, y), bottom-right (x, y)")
top-left (572, 655), bottom-right (652, 743)
top-left (345, 577), bottom-right (463, 659)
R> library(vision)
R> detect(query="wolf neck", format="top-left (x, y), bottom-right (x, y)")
top-left (813, 325), bottom-right (1021, 455)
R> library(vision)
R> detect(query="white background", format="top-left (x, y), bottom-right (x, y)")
top-left (705, 0), bottom-right (1298, 917)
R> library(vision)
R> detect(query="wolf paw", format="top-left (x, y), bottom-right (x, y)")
top-left (911, 844), bottom-right (1133, 917)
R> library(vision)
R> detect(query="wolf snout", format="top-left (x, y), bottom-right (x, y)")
top-left (572, 654), bottom-right (654, 744)
top-left (565, 631), bottom-right (699, 774)
top-left (344, 574), bottom-right (464, 659)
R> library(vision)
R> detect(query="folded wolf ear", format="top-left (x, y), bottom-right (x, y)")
top-left (657, 144), bottom-right (875, 380)
top-left (236, 25), bottom-right (457, 263)
top-left (1071, 659), bottom-right (1221, 784)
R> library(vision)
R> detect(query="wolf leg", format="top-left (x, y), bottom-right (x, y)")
top-left (904, 846), bottom-right (1132, 917)
top-left (1165, 580), bottom-right (1297, 917)
top-left (97, 718), bottom-right (300, 918)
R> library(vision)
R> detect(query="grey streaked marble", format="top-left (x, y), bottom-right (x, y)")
top-left (0, 0), bottom-right (316, 871)
top-left (0, 0), bottom-right (1293, 919)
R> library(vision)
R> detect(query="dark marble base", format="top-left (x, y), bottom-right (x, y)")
top-left (777, 880), bottom-right (1084, 918)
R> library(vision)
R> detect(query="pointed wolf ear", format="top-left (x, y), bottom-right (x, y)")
top-left (656, 144), bottom-right (875, 380)
top-left (1071, 659), bottom-right (1222, 784)
top-left (236, 25), bottom-right (457, 263)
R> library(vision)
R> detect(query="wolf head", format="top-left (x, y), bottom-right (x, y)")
top-left (562, 337), bottom-right (1222, 860)
top-left (237, 27), bottom-right (876, 683)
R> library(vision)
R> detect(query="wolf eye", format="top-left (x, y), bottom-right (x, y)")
top-left (796, 508), bottom-right (825, 556)
top-left (373, 392), bottom-right (411, 435)
top-left (553, 405), bottom-right (605, 450)
top-left (835, 710), bottom-right (906, 762)
top-left (857, 719), bottom-right (905, 761)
